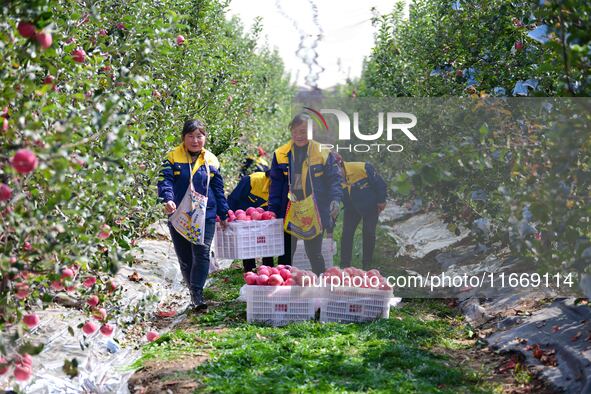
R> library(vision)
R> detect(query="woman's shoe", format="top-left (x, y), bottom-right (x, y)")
top-left (190, 288), bottom-right (208, 312)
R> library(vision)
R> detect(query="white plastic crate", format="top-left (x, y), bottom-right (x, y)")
top-left (244, 285), bottom-right (319, 326)
top-left (292, 239), bottom-right (335, 270)
top-left (214, 219), bottom-right (284, 260)
top-left (320, 286), bottom-right (392, 323)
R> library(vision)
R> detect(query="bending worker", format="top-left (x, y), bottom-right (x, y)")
top-left (239, 146), bottom-right (270, 178)
top-left (335, 154), bottom-right (387, 270)
top-left (227, 170), bottom-right (274, 272)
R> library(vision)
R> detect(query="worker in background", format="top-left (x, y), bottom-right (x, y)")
top-left (334, 153), bottom-right (387, 271)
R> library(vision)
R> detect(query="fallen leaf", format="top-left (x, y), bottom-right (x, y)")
top-left (498, 359), bottom-right (517, 373)
top-left (155, 310), bottom-right (176, 318)
top-left (128, 271), bottom-right (143, 282)
top-left (571, 332), bottom-right (582, 342)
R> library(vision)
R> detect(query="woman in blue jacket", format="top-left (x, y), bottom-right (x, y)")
top-left (157, 119), bottom-right (229, 312)
top-left (268, 113), bottom-right (343, 275)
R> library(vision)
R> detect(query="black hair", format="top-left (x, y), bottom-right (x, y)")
top-left (288, 112), bottom-right (311, 131)
top-left (182, 119), bottom-right (207, 138)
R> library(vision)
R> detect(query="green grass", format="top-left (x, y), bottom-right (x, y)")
top-left (133, 265), bottom-right (500, 393)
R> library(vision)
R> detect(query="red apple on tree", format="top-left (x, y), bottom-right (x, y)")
top-left (17, 21), bottom-right (36, 38)
top-left (22, 313), bottom-right (39, 328)
top-left (87, 295), bottom-right (100, 307)
top-left (146, 331), bottom-right (160, 342)
top-left (43, 75), bottom-right (55, 84)
top-left (0, 356), bottom-right (8, 375)
top-left (36, 31), bottom-right (52, 49)
top-left (82, 321), bottom-right (98, 335)
top-left (13, 364), bottom-right (32, 381)
top-left (10, 149), bottom-right (38, 174)
top-left (92, 307), bottom-right (107, 321)
top-left (514, 41), bottom-right (524, 50)
top-left (98, 224), bottom-right (111, 239)
top-left (100, 323), bottom-right (114, 336)
top-left (72, 48), bottom-right (86, 63)
top-left (83, 276), bottom-right (97, 288)
top-left (0, 184), bottom-right (12, 201)
top-left (176, 35), bottom-right (185, 45)
top-left (61, 268), bottom-right (74, 279)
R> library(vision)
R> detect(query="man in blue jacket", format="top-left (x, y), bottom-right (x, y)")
top-left (227, 170), bottom-right (275, 272)
top-left (268, 113), bottom-right (342, 275)
top-left (335, 154), bottom-right (387, 270)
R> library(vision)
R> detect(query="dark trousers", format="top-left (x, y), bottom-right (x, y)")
top-left (341, 207), bottom-right (379, 270)
top-left (278, 231), bottom-right (326, 275)
top-left (242, 257), bottom-right (275, 273)
top-left (168, 218), bottom-right (216, 292)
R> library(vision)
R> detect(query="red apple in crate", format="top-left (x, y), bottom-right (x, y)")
top-left (268, 274), bottom-right (284, 286)
top-left (250, 211), bottom-right (262, 220)
top-left (261, 211), bottom-right (274, 220)
top-left (367, 269), bottom-right (381, 278)
top-left (269, 267), bottom-right (280, 275)
top-left (256, 274), bottom-right (269, 285)
top-left (284, 278), bottom-right (296, 286)
top-left (243, 216), bottom-right (252, 221)
top-left (235, 214), bottom-right (246, 221)
top-left (256, 207), bottom-right (265, 213)
top-left (279, 268), bottom-right (291, 280)
top-left (257, 268), bottom-right (271, 277)
top-left (244, 273), bottom-right (258, 285)
top-left (276, 264), bottom-right (285, 270)
top-left (235, 209), bottom-right (245, 216)
top-left (245, 207), bottom-right (257, 216)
